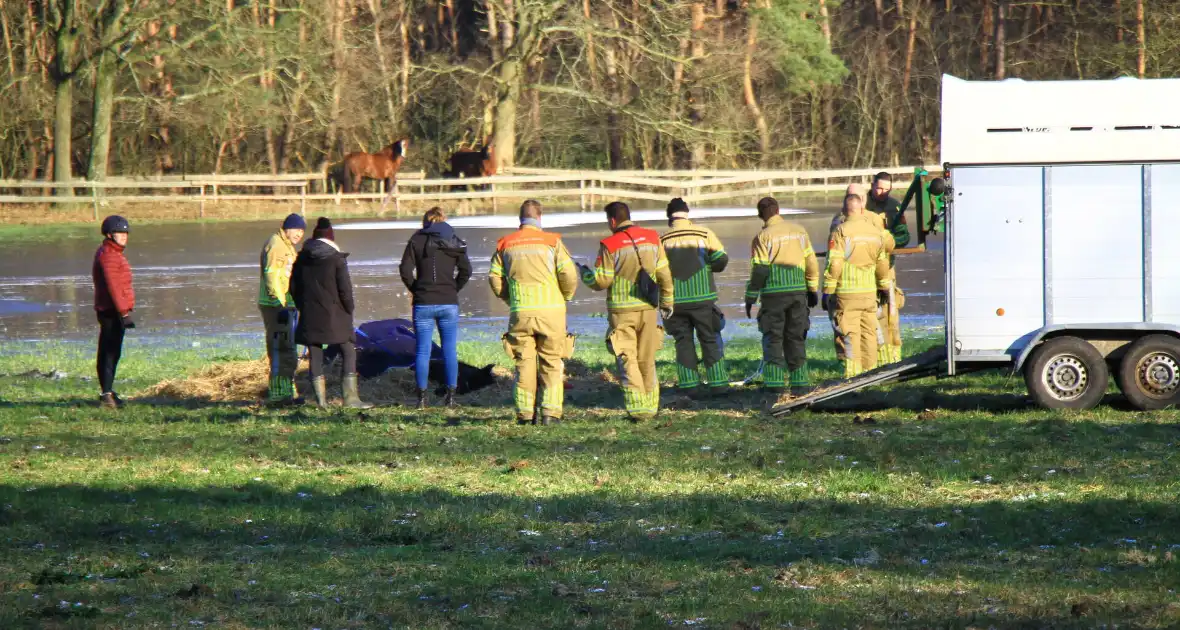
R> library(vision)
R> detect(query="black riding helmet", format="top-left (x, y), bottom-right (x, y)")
top-left (101, 215), bottom-right (130, 236)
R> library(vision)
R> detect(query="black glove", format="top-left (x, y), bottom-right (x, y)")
top-left (659, 305), bottom-right (674, 320)
top-left (276, 309), bottom-right (291, 325)
top-left (745, 298), bottom-right (756, 319)
top-left (807, 290), bottom-right (819, 309)
top-left (821, 294), bottom-right (832, 311)
top-left (121, 314), bottom-right (135, 329)
top-left (878, 289), bottom-right (890, 306)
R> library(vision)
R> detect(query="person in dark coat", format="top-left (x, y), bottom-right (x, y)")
top-left (291, 217), bottom-right (372, 409)
top-left (93, 215), bottom-right (135, 409)
top-left (399, 206), bottom-right (472, 409)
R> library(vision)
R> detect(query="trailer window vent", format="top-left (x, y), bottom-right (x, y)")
top-left (1115, 125), bottom-right (1153, 131)
top-left (1070, 126), bottom-right (1093, 131)
top-left (986, 127), bottom-right (1024, 133)
top-left (1162, 125), bottom-right (1180, 130)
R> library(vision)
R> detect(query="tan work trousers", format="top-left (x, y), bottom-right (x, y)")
top-left (831, 293), bottom-right (878, 378)
top-left (504, 311), bottom-right (568, 420)
top-left (876, 285), bottom-right (905, 365)
top-left (606, 309), bottom-right (663, 419)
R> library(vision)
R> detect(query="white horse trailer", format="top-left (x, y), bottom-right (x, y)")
top-left (776, 74), bottom-right (1180, 414)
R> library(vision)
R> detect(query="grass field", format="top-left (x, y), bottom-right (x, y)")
top-left (1, 333), bottom-right (1179, 629)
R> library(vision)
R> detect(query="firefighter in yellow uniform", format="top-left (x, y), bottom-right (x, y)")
top-left (745, 197), bottom-right (819, 393)
top-left (661, 198), bottom-right (729, 393)
top-left (489, 200), bottom-right (579, 426)
top-left (823, 194), bottom-right (891, 378)
top-left (866, 173), bottom-right (907, 365)
top-left (258, 213), bottom-right (305, 405)
top-left (830, 187), bottom-right (897, 368)
top-left (579, 201), bottom-right (675, 421)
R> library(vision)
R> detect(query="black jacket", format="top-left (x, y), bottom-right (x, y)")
top-left (399, 221), bottom-right (472, 306)
top-left (292, 238), bottom-right (356, 346)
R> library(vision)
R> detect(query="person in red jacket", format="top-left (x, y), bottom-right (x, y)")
top-left (92, 215), bottom-right (135, 409)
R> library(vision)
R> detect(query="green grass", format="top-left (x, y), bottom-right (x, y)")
top-left (1, 332), bottom-right (1179, 629)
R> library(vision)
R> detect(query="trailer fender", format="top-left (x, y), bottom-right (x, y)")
top-left (1013, 324), bottom-right (1180, 372)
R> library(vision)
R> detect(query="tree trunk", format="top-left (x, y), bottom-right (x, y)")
top-left (400, 0), bottom-right (411, 107)
top-left (902, 1), bottom-right (918, 92)
top-left (981, 0), bottom-right (992, 74)
top-left (604, 41), bottom-right (623, 169)
top-left (688, 2), bottom-right (706, 169)
top-left (492, 56), bottom-right (520, 171)
top-left (1136, 0), bottom-right (1146, 77)
top-left (993, 0), bottom-right (1006, 80)
top-left (742, 6), bottom-right (769, 166)
top-left (51, 0), bottom-right (78, 188)
top-left (0, 0), bottom-right (15, 77)
top-left (87, 30), bottom-right (121, 180)
top-left (583, 0), bottom-right (599, 93)
top-left (324, 0), bottom-right (347, 163)
top-left (1115, 0), bottom-right (1123, 43)
top-left (445, 0), bottom-right (458, 55)
top-left (666, 36), bottom-right (688, 168)
top-left (366, 0), bottom-right (399, 133)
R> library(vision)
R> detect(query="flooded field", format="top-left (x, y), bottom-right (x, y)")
top-left (0, 205), bottom-right (944, 345)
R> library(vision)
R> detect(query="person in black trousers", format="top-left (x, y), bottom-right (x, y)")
top-left (92, 215), bottom-right (136, 409)
top-left (291, 217), bottom-right (372, 409)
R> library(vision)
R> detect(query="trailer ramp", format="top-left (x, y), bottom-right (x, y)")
top-left (771, 348), bottom-right (945, 416)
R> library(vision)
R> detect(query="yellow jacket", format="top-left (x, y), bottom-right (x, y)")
top-left (746, 215), bottom-right (819, 299)
top-left (488, 224), bottom-right (578, 314)
top-left (661, 218), bottom-right (728, 305)
top-left (258, 230), bottom-right (298, 307)
top-left (823, 214), bottom-right (891, 295)
top-left (581, 221), bottom-right (674, 312)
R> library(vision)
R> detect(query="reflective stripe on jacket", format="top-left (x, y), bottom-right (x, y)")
top-left (745, 215), bottom-right (819, 299)
top-left (489, 225), bottom-right (578, 313)
top-left (661, 218), bottom-right (728, 305)
top-left (823, 214), bottom-right (891, 295)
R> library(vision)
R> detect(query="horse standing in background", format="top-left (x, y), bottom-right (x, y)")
top-left (446, 144), bottom-right (496, 179)
top-left (341, 138), bottom-right (409, 204)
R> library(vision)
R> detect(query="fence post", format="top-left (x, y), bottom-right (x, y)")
top-left (491, 182), bottom-right (497, 213)
top-left (299, 183), bottom-right (306, 216)
top-left (200, 184), bottom-right (206, 218)
top-left (580, 179), bottom-right (586, 210)
top-left (90, 184), bottom-right (99, 221)
top-left (394, 181), bottom-right (401, 215)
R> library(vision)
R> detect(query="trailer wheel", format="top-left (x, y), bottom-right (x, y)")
top-left (1023, 337), bottom-right (1108, 410)
top-left (1115, 335), bottom-right (1180, 410)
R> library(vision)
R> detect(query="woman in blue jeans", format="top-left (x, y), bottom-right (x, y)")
top-left (399, 207), bottom-right (472, 408)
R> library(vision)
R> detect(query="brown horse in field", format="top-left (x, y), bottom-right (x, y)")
top-left (446, 144), bottom-right (496, 179)
top-left (341, 138), bottom-right (409, 201)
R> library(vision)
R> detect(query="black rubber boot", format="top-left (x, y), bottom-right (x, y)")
top-left (444, 387), bottom-right (457, 408)
top-left (540, 415), bottom-right (561, 426)
top-left (416, 388), bottom-right (428, 410)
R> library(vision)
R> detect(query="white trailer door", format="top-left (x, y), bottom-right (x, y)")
top-left (950, 167), bottom-right (1045, 356)
top-left (1149, 164), bottom-right (1180, 325)
top-left (1046, 165), bottom-right (1144, 324)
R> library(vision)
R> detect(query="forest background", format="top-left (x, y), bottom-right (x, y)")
top-left (0, 0), bottom-right (1172, 183)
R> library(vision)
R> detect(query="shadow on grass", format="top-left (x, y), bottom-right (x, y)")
top-left (1, 483), bottom-right (1177, 627)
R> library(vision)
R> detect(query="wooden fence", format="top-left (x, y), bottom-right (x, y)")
top-left (0, 165), bottom-right (926, 218)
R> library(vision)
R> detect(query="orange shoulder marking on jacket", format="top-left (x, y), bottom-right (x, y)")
top-left (498, 228), bottom-right (559, 250)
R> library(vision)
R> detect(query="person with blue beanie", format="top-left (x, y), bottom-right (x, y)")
top-left (258, 213), bottom-right (306, 405)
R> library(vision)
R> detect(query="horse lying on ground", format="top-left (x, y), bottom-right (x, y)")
top-left (338, 138), bottom-right (409, 204)
top-left (323, 318), bottom-right (497, 395)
